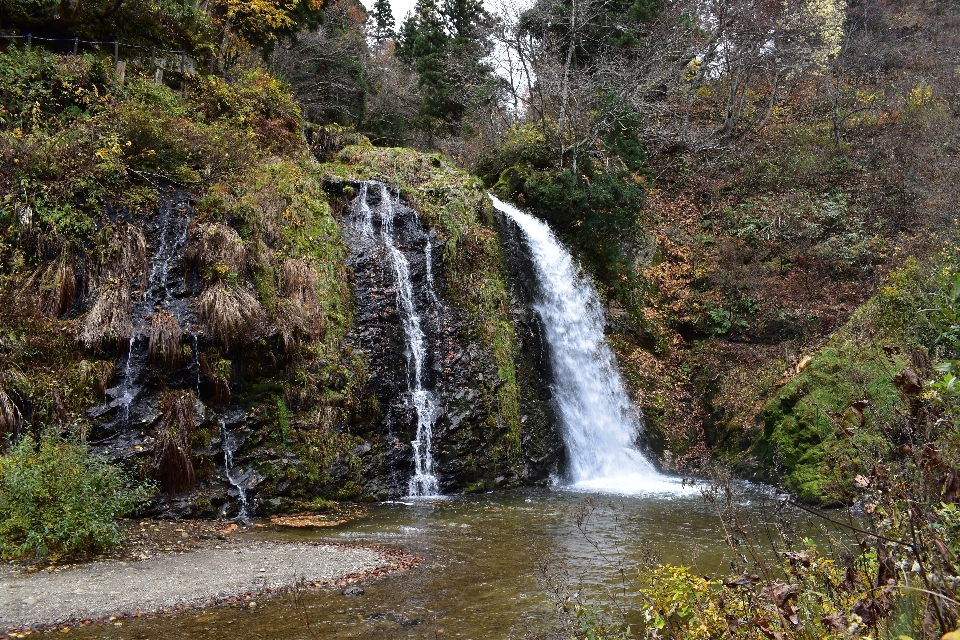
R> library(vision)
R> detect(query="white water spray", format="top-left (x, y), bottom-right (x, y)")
top-left (489, 195), bottom-right (684, 495)
top-left (356, 182), bottom-right (375, 237)
top-left (353, 183), bottom-right (439, 497)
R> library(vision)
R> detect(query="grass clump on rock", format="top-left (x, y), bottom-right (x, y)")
top-left (0, 435), bottom-right (152, 560)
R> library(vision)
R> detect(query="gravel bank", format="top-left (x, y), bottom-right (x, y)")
top-left (1, 541), bottom-right (389, 632)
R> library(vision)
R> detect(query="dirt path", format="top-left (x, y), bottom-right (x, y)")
top-left (1, 540), bottom-right (404, 633)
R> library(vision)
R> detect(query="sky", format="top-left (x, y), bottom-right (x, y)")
top-left (358, 0), bottom-right (418, 27)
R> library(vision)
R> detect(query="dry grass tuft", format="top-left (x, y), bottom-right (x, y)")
top-left (0, 369), bottom-right (29, 445)
top-left (149, 311), bottom-right (184, 369)
top-left (196, 282), bottom-right (265, 348)
top-left (96, 223), bottom-right (148, 292)
top-left (275, 258), bottom-right (323, 348)
top-left (43, 255), bottom-right (77, 318)
top-left (274, 298), bottom-right (311, 350)
top-left (0, 387), bottom-right (23, 443)
top-left (80, 280), bottom-right (133, 350)
top-left (281, 258), bottom-right (320, 310)
top-left (197, 223), bottom-right (246, 280)
top-left (152, 390), bottom-right (197, 495)
top-left (78, 359), bottom-right (116, 396)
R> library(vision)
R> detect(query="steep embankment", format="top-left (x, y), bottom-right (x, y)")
top-left (0, 51), bottom-right (559, 517)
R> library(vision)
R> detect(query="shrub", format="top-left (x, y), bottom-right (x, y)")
top-left (80, 279), bottom-right (133, 350)
top-left (0, 435), bottom-right (151, 560)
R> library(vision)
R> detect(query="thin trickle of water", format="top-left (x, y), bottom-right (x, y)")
top-left (220, 419), bottom-right (250, 521)
top-left (111, 197), bottom-right (192, 425)
top-left (352, 183), bottom-right (439, 497)
top-left (119, 335), bottom-right (137, 423)
top-left (424, 238), bottom-right (440, 307)
top-left (148, 203), bottom-right (190, 299)
top-left (489, 195), bottom-right (684, 495)
top-left (356, 182), bottom-right (374, 237)
top-left (191, 333), bottom-right (201, 395)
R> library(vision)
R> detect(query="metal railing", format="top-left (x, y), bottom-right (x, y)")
top-left (0, 32), bottom-right (205, 74)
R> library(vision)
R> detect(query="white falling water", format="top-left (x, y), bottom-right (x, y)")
top-left (119, 335), bottom-right (137, 423)
top-left (115, 199), bottom-right (191, 424)
top-left (220, 419), bottom-right (250, 521)
top-left (489, 195), bottom-right (684, 495)
top-left (424, 238), bottom-right (439, 306)
top-left (356, 182), bottom-right (375, 237)
top-left (353, 183), bottom-right (439, 497)
top-left (191, 333), bottom-right (201, 395)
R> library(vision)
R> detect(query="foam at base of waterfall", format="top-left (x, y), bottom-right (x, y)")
top-left (569, 473), bottom-right (696, 496)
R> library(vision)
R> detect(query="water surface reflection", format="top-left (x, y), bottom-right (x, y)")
top-left (63, 484), bottom-right (835, 640)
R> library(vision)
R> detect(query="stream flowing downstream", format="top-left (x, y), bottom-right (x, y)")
top-left (62, 485), bottom-right (830, 640)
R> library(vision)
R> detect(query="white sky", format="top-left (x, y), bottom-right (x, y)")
top-left (358, 0), bottom-right (418, 27)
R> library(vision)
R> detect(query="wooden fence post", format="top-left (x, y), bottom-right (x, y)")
top-left (150, 45), bottom-right (156, 67)
top-left (72, 36), bottom-right (78, 55)
top-left (25, 33), bottom-right (31, 50)
top-left (113, 41), bottom-right (119, 65)
top-left (116, 60), bottom-right (126, 85)
top-left (154, 68), bottom-right (163, 84)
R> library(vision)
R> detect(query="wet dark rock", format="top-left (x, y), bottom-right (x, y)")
top-left (343, 586), bottom-right (365, 596)
top-left (76, 176), bottom-right (563, 515)
top-left (332, 179), bottom-right (562, 497)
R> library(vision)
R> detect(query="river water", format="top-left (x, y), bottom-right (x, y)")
top-left (62, 483), bottom-right (839, 640)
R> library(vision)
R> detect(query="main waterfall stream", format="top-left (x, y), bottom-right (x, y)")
top-left (489, 196), bottom-right (681, 494)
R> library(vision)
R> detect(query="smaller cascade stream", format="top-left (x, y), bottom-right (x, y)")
top-left (352, 183), bottom-right (439, 497)
top-left (112, 195), bottom-right (193, 425)
top-left (118, 336), bottom-right (137, 423)
top-left (490, 195), bottom-right (683, 494)
top-left (220, 419), bottom-right (250, 521)
top-left (424, 238), bottom-right (440, 308)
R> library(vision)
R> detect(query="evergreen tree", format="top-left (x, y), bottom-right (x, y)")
top-left (403, 0), bottom-right (453, 125)
top-left (394, 11), bottom-right (420, 61)
top-left (393, 0), bottom-right (494, 132)
top-left (369, 0), bottom-right (396, 46)
top-left (443, 0), bottom-right (487, 42)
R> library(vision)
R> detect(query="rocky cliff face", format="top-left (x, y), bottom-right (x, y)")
top-left (78, 170), bottom-right (564, 515)
top-left (327, 179), bottom-right (561, 497)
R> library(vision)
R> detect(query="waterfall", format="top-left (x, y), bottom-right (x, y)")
top-left (191, 333), bottom-right (201, 395)
top-left (490, 195), bottom-right (682, 494)
top-left (112, 194), bottom-right (192, 425)
top-left (356, 182), bottom-right (375, 237)
top-left (220, 419), bottom-right (250, 521)
top-left (352, 183), bottom-right (439, 497)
